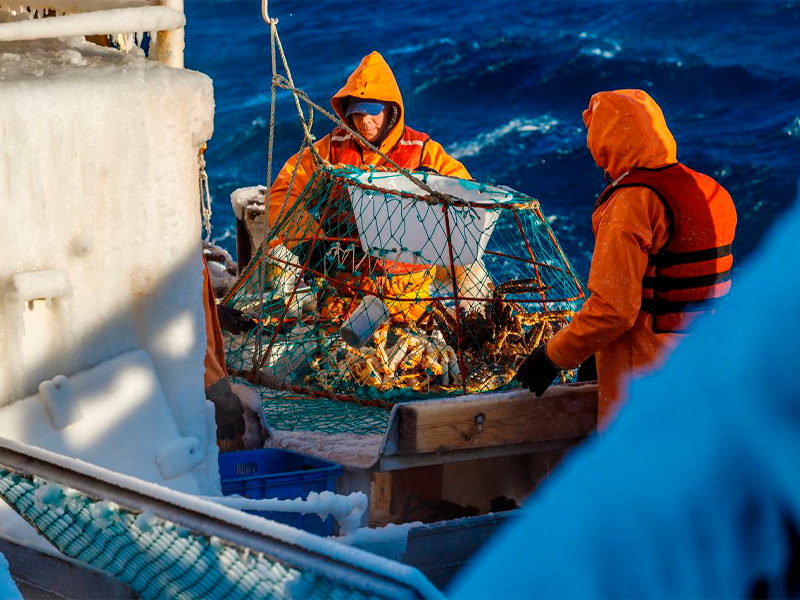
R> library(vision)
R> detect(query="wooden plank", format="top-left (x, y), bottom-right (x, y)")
top-left (397, 383), bottom-right (597, 455)
top-left (371, 472), bottom-right (393, 515)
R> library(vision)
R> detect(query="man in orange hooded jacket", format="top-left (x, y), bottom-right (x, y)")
top-left (266, 51), bottom-right (470, 322)
top-left (516, 89), bottom-right (736, 427)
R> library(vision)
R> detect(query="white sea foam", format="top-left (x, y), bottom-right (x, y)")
top-left (578, 34), bottom-right (622, 60)
top-left (446, 116), bottom-right (560, 159)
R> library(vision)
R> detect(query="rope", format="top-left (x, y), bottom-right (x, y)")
top-left (199, 144), bottom-right (213, 242)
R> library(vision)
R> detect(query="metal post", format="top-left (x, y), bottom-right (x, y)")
top-left (157, 0), bottom-right (184, 67)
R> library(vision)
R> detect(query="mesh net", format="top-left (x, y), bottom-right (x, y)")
top-left (224, 165), bottom-right (585, 436)
top-left (0, 469), bottom-right (380, 600)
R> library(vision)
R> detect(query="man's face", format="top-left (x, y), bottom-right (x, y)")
top-left (352, 108), bottom-right (387, 144)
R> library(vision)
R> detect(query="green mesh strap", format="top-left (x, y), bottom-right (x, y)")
top-left (0, 470), bottom-right (379, 600)
top-left (224, 165), bottom-right (586, 436)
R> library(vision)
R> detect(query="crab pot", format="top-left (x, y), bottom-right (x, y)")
top-left (223, 165), bottom-right (586, 436)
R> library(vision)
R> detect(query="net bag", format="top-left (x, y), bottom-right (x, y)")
top-left (223, 165), bottom-right (585, 435)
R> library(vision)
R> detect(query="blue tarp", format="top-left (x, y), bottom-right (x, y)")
top-left (449, 182), bottom-right (800, 599)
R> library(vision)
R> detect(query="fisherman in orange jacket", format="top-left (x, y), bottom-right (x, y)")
top-left (267, 51), bottom-right (470, 322)
top-left (516, 89), bottom-right (736, 427)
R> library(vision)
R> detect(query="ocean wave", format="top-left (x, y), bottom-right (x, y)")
top-left (386, 37), bottom-right (455, 58)
top-left (576, 31), bottom-right (622, 60)
top-left (787, 116), bottom-right (800, 138)
top-left (447, 116), bottom-right (561, 159)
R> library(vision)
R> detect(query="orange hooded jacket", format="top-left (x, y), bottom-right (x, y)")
top-left (547, 89), bottom-right (688, 427)
top-left (267, 50), bottom-right (470, 245)
top-left (266, 51), bottom-right (470, 322)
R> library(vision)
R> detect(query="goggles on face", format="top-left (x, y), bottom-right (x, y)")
top-left (345, 101), bottom-right (386, 117)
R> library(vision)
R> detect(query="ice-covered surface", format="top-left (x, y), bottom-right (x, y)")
top-left (449, 185), bottom-right (800, 598)
top-left (0, 1), bottom-right (152, 15)
top-left (204, 491), bottom-right (368, 536)
top-left (0, 436), bottom-right (444, 600)
top-left (0, 6), bottom-right (184, 42)
top-left (154, 436), bottom-right (205, 481)
top-left (0, 550), bottom-right (22, 600)
top-left (0, 36), bottom-right (217, 493)
top-left (231, 381), bottom-right (271, 449)
top-left (336, 522), bottom-right (422, 562)
top-left (203, 241), bottom-right (237, 298)
top-left (230, 185), bottom-right (266, 221)
top-left (0, 351), bottom-right (202, 494)
top-left (231, 185), bottom-right (269, 252)
top-left (11, 269), bottom-right (72, 304)
top-left (265, 431), bottom-right (384, 469)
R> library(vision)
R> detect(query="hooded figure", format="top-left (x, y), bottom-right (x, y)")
top-left (517, 89), bottom-right (736, 427)
top-left (268, 51), bottom-right (469, 231)
top-left (266, 51), bottom-right (470, 322)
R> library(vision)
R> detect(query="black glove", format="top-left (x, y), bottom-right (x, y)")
top-left (577, 354), bottom-right (598, 382)
top-left (515, 344), bottom-right (561, 397)
top-left (216, 304), bottom-right (258, 335)
top-left (206, 377), bottom-right (246, 440)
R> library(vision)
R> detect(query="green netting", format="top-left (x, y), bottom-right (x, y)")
top-left (0, 469), bottom-right (379, 600)
top-left (224, 164), bottom-right (585, 435)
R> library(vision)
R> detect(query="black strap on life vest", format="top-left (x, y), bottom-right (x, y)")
top-left (642, 269), bottom-right (732, 292)
top-left (641, 297), bottom-right (723, 315)
top-left (647, 244), bottom-right (732, 268)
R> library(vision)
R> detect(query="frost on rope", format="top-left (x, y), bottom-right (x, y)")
top-left (0, 35), bottom-right (217, 494)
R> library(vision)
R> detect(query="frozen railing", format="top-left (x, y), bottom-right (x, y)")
top-left (0, 436), bottom-right (441, 600)
top-left (0, 0), bottom-right (185, 67)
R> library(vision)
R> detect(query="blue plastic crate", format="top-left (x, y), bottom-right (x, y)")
top-left (218, 448), bottom-right (343, 536)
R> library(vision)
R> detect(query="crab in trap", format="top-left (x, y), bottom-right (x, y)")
top-left (304, 277), bottom-right (575, 396)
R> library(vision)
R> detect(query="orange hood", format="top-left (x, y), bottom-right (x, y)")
top-left (331, 51), bottom-right (405, 154)
top-left (583, 89), bottom-right (677, 180)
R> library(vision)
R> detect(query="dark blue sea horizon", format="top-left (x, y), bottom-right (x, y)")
top-left (185, 0), bottom-right (800, 280)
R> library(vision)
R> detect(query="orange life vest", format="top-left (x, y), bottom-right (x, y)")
top-left (594, 164), bottom-right (737, 333)
top-left (324, 126), bottom-right (432, 275)
top-left (329, 125), bottom-right (430, 168)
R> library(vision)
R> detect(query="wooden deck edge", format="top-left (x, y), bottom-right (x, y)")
top-left (395, 382), bottom-right (598, 455)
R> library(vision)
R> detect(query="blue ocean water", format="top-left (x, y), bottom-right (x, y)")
top-left (185, 0), bottom-right (800, 279)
